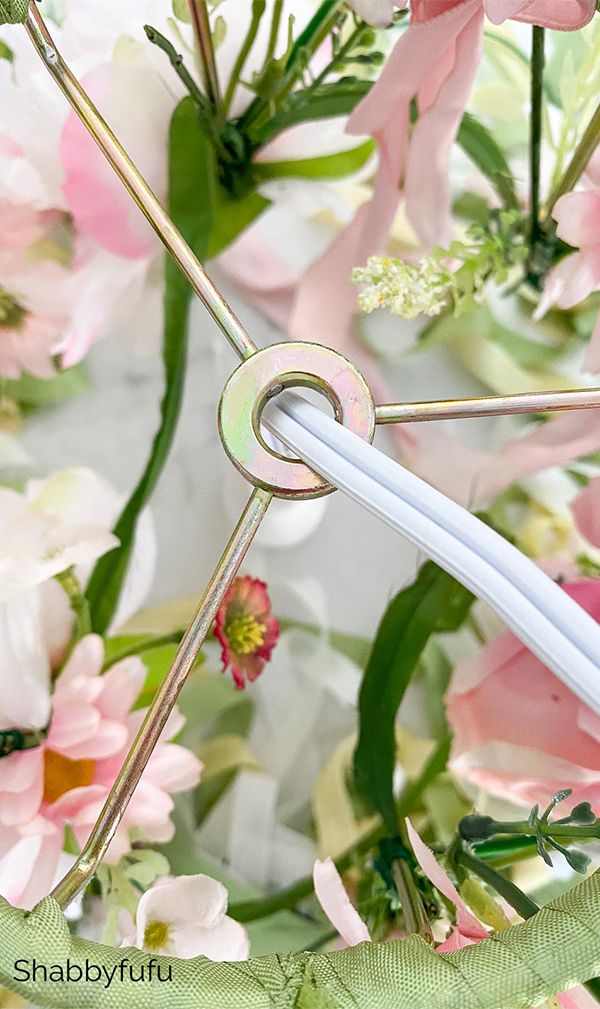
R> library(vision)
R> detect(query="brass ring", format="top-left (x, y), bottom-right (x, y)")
top-left (218, 342), bottom-right (376, 500)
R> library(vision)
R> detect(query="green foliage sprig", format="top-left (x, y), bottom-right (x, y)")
top-left (353, 210), bottom-right (527, 322)
top-left (459, 789), bottom-right (600, 875)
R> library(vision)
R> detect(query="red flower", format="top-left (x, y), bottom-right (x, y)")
top-left (214, 576), bottom-right (279, 690)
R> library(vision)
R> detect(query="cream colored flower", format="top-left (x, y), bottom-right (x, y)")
top-left (125, 875), bottom-right (249, 961)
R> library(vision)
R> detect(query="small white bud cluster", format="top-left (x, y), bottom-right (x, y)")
top-left (351, 256), bottom-right (452, 320)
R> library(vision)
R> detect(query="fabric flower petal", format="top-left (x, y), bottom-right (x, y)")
top-left (406, 819), bottom-right (488, 940)
top-left (313, 857), bottom-right (371, 947)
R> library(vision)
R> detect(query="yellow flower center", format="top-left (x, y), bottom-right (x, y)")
top-left (226, 613), bottom-right (266, 655)
top-left (143, 920), bottom-right (171, 951)
top-left (43, 749), bottom-right (95, 805)
top-left (0, 289), bottom-right (26, 329)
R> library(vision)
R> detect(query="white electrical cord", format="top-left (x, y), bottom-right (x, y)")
top-left (266, 392), bottom-right (600, 717)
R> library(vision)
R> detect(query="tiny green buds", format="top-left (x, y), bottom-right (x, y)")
top-left (459, 813), bottom-right (497, 842)
top-left (459, 790), bottom-right (599, 875)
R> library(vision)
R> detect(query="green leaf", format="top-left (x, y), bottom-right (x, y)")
top-left (134, 644), bottom-right (181, 708)
top-left (568, 802), bottom-right (596, 825)
top-left (171, 0), bottom-right (191, 21)
top-left (121, 849), bottom-right (171, 891)
top-left (457, 112), bottom-right (518, 210)
top-left (207, 185), bottom-right (269, 259)
top-left (419, 640), bottom-right (453, 740)
top-left (86, 97), bottom-right (217, 633)
top-left (254, 139), bottom-right (374, 181)
top-left (453, 192), bottom-right (491, 227)
top-left (353, 562), bottom-right (473, 833)
top-left (6, 365), bottom-right (89, 408)
top-left (260, 80), bottom-right (371, 141)
top-left (0, 38), bottom-right (14, 61)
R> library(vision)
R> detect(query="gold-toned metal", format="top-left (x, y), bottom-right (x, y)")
top-left (24, 4), bottom-right (256, 363)
top-left (219, 342), bottom-right (376, 499)
top-left (375, 387), bottom-right (600, 425)
top-left (188, 0), bottom-right (222, 115)
top-left (50, 487), bottom-right (272, 910)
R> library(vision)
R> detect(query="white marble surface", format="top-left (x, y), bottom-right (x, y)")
top-left (21, 268), bottom-right (490, 639)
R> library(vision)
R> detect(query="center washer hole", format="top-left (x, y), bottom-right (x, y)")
top-left (259, 383), bottom-right (337, 462)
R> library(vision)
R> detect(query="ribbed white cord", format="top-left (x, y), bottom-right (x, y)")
top-left (265, 392), bottom-right (600, 717)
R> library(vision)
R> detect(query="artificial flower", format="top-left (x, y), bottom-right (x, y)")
top-left (214, 576), bottom-right (279, 690)
top-left (123, 874), bottom-right (249, 961)
top-left (315, 829), bottom-right (488, 952)
top-left (0, 5), bottom-right (174, 367)
top-left (288, 0), bottom-right (595, 358)
top-left (0, 466), bottom-right (155, 742)
top-left (25, 466), bottom-right (157, 637)
top-left (536, 188), bottom-right (600, 371)
top-left (0, 634), bottom-right (201, 910)
top-left (447, 578), bottom-right (600, 809)
top-left (346, 1), bottom-right (406, 26)
top-left (406, 820), bottom-right (595, 1007)
top-left (313, 832), bottom-right (592, 1007)
top-left (0, 192), bottom-right (151, 376)
top-left (52, 0), bottom-right (371, 363)
top-left (57, 0), bottom-right (321, 257)
top-left (0, 482), bottom-right (116, 602)
top-left (0, 200), bottom-right (70, 380)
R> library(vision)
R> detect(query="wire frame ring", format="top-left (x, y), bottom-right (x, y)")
top-left (218, 341), bottom-right (376, 499)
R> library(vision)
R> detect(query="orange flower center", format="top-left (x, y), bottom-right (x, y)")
top-left (43, 749), bottom-right (95, 805)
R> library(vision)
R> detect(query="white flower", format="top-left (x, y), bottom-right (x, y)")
top-left (25, 466), bottom-right (156, 632)
top-left (346, 1), bottom-right (406, 27)
top-left (0, 466), bottom-right (156, 731)
top-left (125, 875), bottom-right (249, 961)
top-left (0, 483), bottom-right (117, 601)
top-left (0, 592), bottom-right (51, 730)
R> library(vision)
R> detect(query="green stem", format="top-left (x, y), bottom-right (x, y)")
top-left (229, 735), bottom-right (450, 923)
top-left (474, 836), bottom-right (539, 865)
top-left (480, 820), bottom-right (600, 841)
top-left (222, 0), bottom-right (266, 117)
top-left (391, 856), bottom-right (433, 943)
top-left (455, 848), bottom-right (600, 1005)
top-left (55, 567), bottom-right (91, 646)
top-left (303, 20), bottom-right (368, 96)
top-left (144, 25), bottom-right (208, 116)
top-left (187, 0), bottom-right (222, 117)
top-left (239, 0), bottom-right (345, 136)
top-left (545, 100), bottom-right (600, 222)
top-left (455, 848), bottom-right (539, 919)
top-left (528, 26), bottom-right (544, 249)
top-left (265, 0), bottom-right (284, 66)
top-left (101, 631), bottom-right (185, 671)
